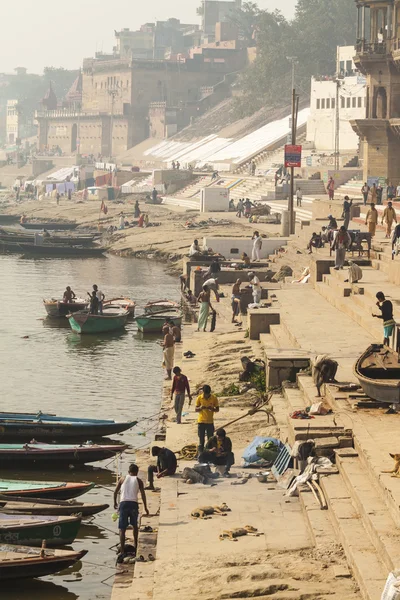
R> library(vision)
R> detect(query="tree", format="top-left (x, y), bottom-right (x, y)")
top-left (234, 0), bottom-right (357, 116)
top-left (228, 2), bottom-right (260, 46)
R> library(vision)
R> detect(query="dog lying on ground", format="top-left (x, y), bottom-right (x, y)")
top-left (219, 525), bottom-right (261, 541)
top-left (191, 503), bottom-right (230, 519)
top-left (382, 453), bottom-right (400, 477)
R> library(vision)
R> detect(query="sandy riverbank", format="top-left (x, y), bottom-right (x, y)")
top-left (0, 197), bottom-right (283, 272)
top-left (112, 283), bottom-right (361, 600)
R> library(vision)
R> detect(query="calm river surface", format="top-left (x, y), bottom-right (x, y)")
top-left (0, 253), bottom-right (179, 599)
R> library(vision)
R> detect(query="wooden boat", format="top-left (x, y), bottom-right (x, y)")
top-left (0, 240), bottom-right (23, 253)
top-left (68, 308), bottom-right (129, 334)
top-left (354, 343), bottom-right (400, 404)
top-left (0, 412), bottom-right (137, 441)
top-left (43, 298), bottom-right (89, 318)
top-left (0, 514), bottom-right (81, 547)
top-left (0, 229), bottom-right (97, 246)
top-left (0, 544), bottom-right (87, 580)
top-left (18, 242), bottom-right (106, 257)
top-left (21, 221), bottom-right (78, 230)
top-left (0, 480), bottom-right (94, 500)
top-left (103, 297), bottom-right (136, 317)
top-left (144, 299), bottom-right (180, 314)
top-left (0, 496), bottom-right (109, 517)
top-left (135, 310), bottom-right (182, 333)
top-left (0, 442), bottom-right (128, 467)
top-left (0, 215), bottom-right (19, 224)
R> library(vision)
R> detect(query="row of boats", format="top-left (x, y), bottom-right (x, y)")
top-left (0, 219), bottom-right (107, 257)
top-left (0, 408), bottom-right (134, 580)
top-left (44, 296), bottom-right (182, 334)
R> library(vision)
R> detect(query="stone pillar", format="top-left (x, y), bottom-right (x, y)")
top-left (387, 4), bottom-right (393, 39)
top-left (361, 5), bottom-right (365, 41)
top-left (356, 5), bottom-right (360, 39)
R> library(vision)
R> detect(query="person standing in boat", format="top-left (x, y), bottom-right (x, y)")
top-left (372, 291), bottom-right (396, 346)
top-left (94, 284), bottom-right (105, 315)
top-left (63, 287), bottom-right (76, 303)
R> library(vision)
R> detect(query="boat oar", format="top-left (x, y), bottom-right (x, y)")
top-left (373, 352), bottom-right (388, 371)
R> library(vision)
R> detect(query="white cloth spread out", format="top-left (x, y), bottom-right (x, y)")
top-left (120, 475), bottom-right (139, 502)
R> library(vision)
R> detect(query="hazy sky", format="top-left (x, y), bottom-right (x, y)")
top-left (0, 0), bottom-right (296, 74)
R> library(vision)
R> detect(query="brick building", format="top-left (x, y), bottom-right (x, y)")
top-left (36, 33), bottom-right (237, 157)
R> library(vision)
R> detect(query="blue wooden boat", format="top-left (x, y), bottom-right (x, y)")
top-left (0, 443), bottom-right (128, 468)
top-left (68, 308), bottom-right (129, 333)
top-left (135, 310), bottom-right (182, 333)
top-left (0, 514), bottom-right (82, 547)
top-left (0, 480), bottom-right (94, 500)
top-left (0, 412), bottom-right (137, 441)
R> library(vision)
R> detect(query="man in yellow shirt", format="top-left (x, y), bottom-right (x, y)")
top-left (195, 384), bottom-right (219, 453)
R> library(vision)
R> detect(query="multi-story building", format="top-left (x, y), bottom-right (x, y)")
top-left (351, 0), bottom-right (400, 181)
top-left (306, 46), bottom-right (367, 152)
top-left (200, 0), bottom-right (241, 40)
top-left (6, 100), bottom-right (20, 144)
top-left (35, 31), bottom-right (235, 157)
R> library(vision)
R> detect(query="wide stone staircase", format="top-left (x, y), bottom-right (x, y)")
top-left (252, 222), bottom-right (400, 600)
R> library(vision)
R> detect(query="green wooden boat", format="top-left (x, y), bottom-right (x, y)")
top-left (135, 311), bottom-right (182, 333)
top-left (68, 308), bottom-right (129, 334)
top-left (0, 514), bottom-right (81, 547)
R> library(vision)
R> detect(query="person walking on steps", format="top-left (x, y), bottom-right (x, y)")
top-left (382, 201), bottom-right (397, 238)
top-left (171, 366), bottom-right (192, 424)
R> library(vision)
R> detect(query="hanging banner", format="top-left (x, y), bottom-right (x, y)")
top-left (284, 144), bottom-right (302, 168)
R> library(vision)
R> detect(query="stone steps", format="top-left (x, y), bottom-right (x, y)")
top-left (269, 323), bottom-right (297, 349)
top-left (335, 452), bottom-right (400, 574)
top-left (314, 281), bottom-right (382, 340)
top-left (320, 472), bottom-right (388, 600)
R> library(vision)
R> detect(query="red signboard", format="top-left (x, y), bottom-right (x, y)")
top-left (284, 144), bottom-right (302, 168)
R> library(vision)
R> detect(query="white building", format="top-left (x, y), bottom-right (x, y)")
top-left (306, 46), bottom-right (366, 152)
top-left (6, 100), bottom-right (20, 145)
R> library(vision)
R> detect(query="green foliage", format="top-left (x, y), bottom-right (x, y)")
top-left (250, 368), bottom-right (266, 393)
top-left (218, 383), bottom-right (241, 397)
top-left (235, 0), bottom-right (357, 116)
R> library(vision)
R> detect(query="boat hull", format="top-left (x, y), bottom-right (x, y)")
top-left (68, 311), bottom-right (128, 334)
top-left (44, 300), bottom-right (88, 318)
top-left (136, 314), bottom-right (182, 333)
top-left (0, 515), bottom-right (81, 547)
top-left (0, 497), bottom-right (109, 517)
top-left (0, 481), bottom-right (95, 500)
top-left (19, 243), bottom-right (106, 257)
top-left (0, 546), bottom-right (87, 580)
top-left (21, 222), bottom-right (78, 230)
top-left (0, 215), bottom-right (19, 224)
top-left (144, 300), bottom-right (180, 314)
top-left (0, 444), bottom-right (128, 467)
top-left (354, 343), bottom-right (400, 404)
top-left (0, 420), bottom-right (136, 441)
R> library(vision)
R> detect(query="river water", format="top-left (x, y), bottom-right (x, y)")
top-left (0, 253), bottom-right (178, 599)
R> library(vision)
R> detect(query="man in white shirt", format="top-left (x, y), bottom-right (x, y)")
top-left (251, 231), bottom-right (262, 262)
top-left (114, 463), bottom-right (149, 558)
top-left (189, 239), bottom-right (202, 257)
top-left (203, 277), bottom-right (220, 301)
top-left (396, 184), bottom-right (400, 199)
top-left (248, 272), bottom-right (262, 304)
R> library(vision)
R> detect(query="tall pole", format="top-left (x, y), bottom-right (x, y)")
top-left (335, 79), bottom-right (340, 171)
top-left (289, 87), bottom-right (296, 235)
